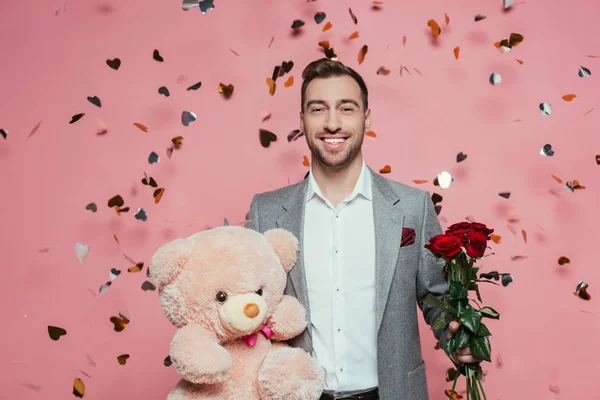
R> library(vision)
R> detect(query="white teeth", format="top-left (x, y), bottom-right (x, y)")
top-left (324, 138), bottom-right (345, 143)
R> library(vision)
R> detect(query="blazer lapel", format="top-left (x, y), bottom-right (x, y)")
top-left (275, 179), bottom-right (312, 341)
top-left (369, 167), bottom-right (405, 334)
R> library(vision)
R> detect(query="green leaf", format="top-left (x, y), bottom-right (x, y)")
top-left (471, 267), bottom-right (479, 279)
top-left (449, 281), bottom-right (465, 298)
top-left (476, 323), bottom-right (491, 337)
top-left (480, 306), bottom-right (500, 319)
top-left (422, 294), bottom-right (445, 309)
top-left (459, 306), bottom-right (482, 333)
top-left (470, 336), bottom-right (492, 362)
top-left (447, 337), bottom-right (456, 358)
top-left (455, 326), bottom-right (470, 348)
top-left (432, 312), bottom-right (446, 330)
top-left (457, 301), bottom-right (465, 317)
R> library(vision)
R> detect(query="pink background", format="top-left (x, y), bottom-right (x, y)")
top-left (1, 0), bottom-right (599, 399)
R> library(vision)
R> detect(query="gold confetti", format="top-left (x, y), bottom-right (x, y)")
top-left (551, 174), bottom-right (563, 183)
top-left (28, 120), bottom-right (42, 138)
top-left (562, 94), bottom-right (576, 101)
top-left (73, 378), bottom-right (85, 398)
top-left (586, 55), bottom-right (600, 58)
top-left (133, 123), bottom-right (148, 133)
top-left (266, 77), bottom-right (276, 96)
top-left (521, 229), bottom-right (527, 244)
top-left (358, 45), bottom-right (368, 65)
top-left (229, 48), bottom-right (240, 56)
top-left (117, 354), bottom-right (130, 365)
top-left (322, 21), bottom-right (332, 32)
top-left (445, 13), bottom-right (450, 25)
top-left (154, 188), bottom-right (165, 204)
top-left (218, 83), bottom-right (234, 98)
top-left (427, 19), bottom-right (441, 38)
top-left (284, 76), bottom-right (294, 87)
top-left (172, 136), bottom-right (183, 149)
top-left (376, 66), bottom-right (390, 75)
top-left (110, 315), bottom-right (130, 332)
top-left (380, 165), bottom-right (391, 174)
top-left (412, 179), bottom-right (428, 184)
top-left (515, 58), bottom-right (524, 64)
top-left (113, 234), bottom-right (120, 244)
top-left (349, 7), bottom-right (358, 24)
top-left (268, 36), bottom-right (274, 48)
top-left (365, 130), bottom-right (376, 138)
top-left (490, 234), bottom-right (501, 243)
top-left (558, 256), bottom-right (570, 265)
top-left (453, 46), bottom-right (460, 59)
top-left (495, 33), bottom-right (524, 50)
top-left (128, 261), bottom-right (144, 273)
top-left (348, 31), bottom-right (359, 40)
top-left (302, 156), bottom-right (310, 167)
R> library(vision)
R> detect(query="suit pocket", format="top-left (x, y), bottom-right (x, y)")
top-left (407, 360), bottom-right (429, 400)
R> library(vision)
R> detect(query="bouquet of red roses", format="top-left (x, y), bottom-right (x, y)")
top-left (423, 222), bottom-right (511, 400)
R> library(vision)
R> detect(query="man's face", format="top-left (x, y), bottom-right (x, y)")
top-left (300, 75), bottom-right (371, 170)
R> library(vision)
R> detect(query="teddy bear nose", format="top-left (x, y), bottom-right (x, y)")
top-left (244, 303), bottom-right (260, 318)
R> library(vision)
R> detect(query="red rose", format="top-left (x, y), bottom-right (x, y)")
top-left (424, 234), bottom-right (463, 261)
top-left (470, 222), bottom-right (494, 239)
top-left (466, 234), bottom-right (488, 258)
top-left (445, 222), bottom-right (470, 247)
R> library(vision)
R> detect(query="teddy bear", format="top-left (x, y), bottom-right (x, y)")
top-left (149, 225), bottom-right (325, 400)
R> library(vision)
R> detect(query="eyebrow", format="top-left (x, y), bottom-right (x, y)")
top-left (305, 99), bottom-right (361, 109)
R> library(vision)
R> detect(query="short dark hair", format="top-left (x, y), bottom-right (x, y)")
top-left (301, 58), bottom-right (369, 111)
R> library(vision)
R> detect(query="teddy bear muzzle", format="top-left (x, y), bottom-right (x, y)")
top-left (219, 292), bottom-right (268, 336)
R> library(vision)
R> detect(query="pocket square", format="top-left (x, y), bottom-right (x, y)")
top-left (401, 227), bottom-right (416, 247)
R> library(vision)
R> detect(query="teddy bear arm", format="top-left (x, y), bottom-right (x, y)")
top-left (170, 324), bottom-right (232, 384)
top-left (267, 295), bottom-right (309, 341)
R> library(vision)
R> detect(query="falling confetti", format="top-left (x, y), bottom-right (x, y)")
top-left (358, 45), bottom-right (368, 64)
top-left (154, 188), bottom-right (165, 204)
top-left (110, 314), bottom-right (130, 332)
top-left (596, 154), bottom-right (600, 165)
top-left (558, 256), bottom-right (570, 265)
top-left (562, 94), bottom-right (576, 101)
top-left (75, 242), bottom-right (89, 263)
top-left (322, 21), bottom-right (332, 32)
top-left (565, 179), bottom-right (585, 192)
top-left (69, 113), bottom-right (85, 124)
top-left (21, 382), bottom-right (42, 392)
top-left (427, 19), bottom-right (441, 38)
top-left (379, 165), bottom-right (391, 174)
top-left (259, 129), bottom-right (277, 148)
top-left (73, 378), bottom-right (85, 398)
top-left (218, 83), bottom-right (234, 98)
top-left (578, 66), bottom-right (591, 77)
top-left (164, 355), bottom-right (172, 366)
top-left (291, 19), bottom-right (305, 29)
top-left (28, 120), bottom-right (42, 138)
top-left (499, 192), bottom-right (510, 199)
top-left (107, 194), bottom-right (124, 208)
top-left (198, 0), bottom-right (215, 13)
top-left (87, 96), bottom-right (101, 107)
top-left (85, 203), bottom-right (97, 212)
top-left (539, 103), bottom-right (552, 116)
top-left (186, 81), bottom-right (202, 91)
top-left (584, 108), bottom-right (595, 115)
top-left (445, 13), bottom-right (450, 25)
top-left (436, 171), bottom-right (453, 189)
top-left (110, 268), bottom-right (121, 280)
top-left (348, 31), bottom-right (359, 40)
top-left (522, 229), bottom-right (527, 244)
top-left (475, 14), bottom-right (486, 21)
top-left (48, 326), bottom-right (67, 341)
top-left (106, 58), bottom-right (121, 70)
top-left (284, 76), bottom-right (294, 87)
top-left (496, 33), bottom-right (524, 52)
top-left (349, 7), bottom-right (358, 24)
top-left (141, 174), bottom-right (158, 187)
top-left (0, 128), bottom-right (6, 139)
top-left (153, 49), bottom-right (164, 62)
top-left (268, 36), bottom-right (275, 48)
top-left (489, 72), bottom-right (502, 85)
top-left (302, 156), bottom-right (310, 167)
top-left (314, 12), bottom-right (326, 24)
top-left (540, 144), bottom-right (554, 156)
top-left (504, 0), bottom-right (514, 8)
top-left (266, 77), bottom-right (276, 96)
top-left (413, 179), bottom-right (428, 184)
top-left (133, 122), bottom-right (148, 132)
top-left (502, 275), bottom-right (513, 287)
top-left (287, 129), bottom-right (303, 142)
top-left (117, 354), bottom-right (130, 365)
top-left (376, 66), bottom-right (390, 75)
top-left (158, 86), bottom-right (170, 97)
top-left (365, 130), bottom-right (376, 138)
top-left (141, 281), bottom-right (156, 291)
top-left (574, 281), bottom-right (591, 300)
top-left (148, 151), bottom-right (160, 164)
top-left (453, 46), bottom-right (460, 59)
top-left (490, 234), bottom-right (501, 243)
top-left (99, 282), bottom-right (112, 294)
top-left (515, 58), bottom-right (524, 64)
top-left (181, 111), bottom-right (197, 126)
top-left (456, 152), bottom-right (467, 162)
top-left (134, 208), bottom-right (147, 221)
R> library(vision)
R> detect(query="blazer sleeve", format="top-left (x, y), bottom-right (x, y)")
top-left (244, 194), bottom-right (260, 232)
top-left (416, 191), bottom-right (451, 359)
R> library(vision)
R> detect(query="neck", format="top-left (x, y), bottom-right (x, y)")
top-left (310, 153), bottom-right (364, 204)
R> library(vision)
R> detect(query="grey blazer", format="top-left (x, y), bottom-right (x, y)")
top-left (245, 166), bottom-right (451, 400)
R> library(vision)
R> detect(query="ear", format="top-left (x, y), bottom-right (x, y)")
top-left (263, 229), bottom-right (299, 273)
top-left (148, 238), bottom-right (193, 288)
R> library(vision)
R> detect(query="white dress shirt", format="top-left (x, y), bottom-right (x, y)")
top-left (303, 161), bottom-right (378, 391)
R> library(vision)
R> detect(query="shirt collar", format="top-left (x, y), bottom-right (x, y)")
top-left (306, 160), bottom-right (372, 203)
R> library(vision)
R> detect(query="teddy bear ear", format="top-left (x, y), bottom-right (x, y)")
top-left (148, 238), bottom-right (193, 288)
top-left (263, 228), bottom-right (299, 273)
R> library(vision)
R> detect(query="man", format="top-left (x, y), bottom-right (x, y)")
top-left (245, 58), bottom-right (479, 400)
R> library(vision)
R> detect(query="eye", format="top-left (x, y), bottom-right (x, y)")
top-left (215, 291), bottom-right (228, 304)
top-left (256, 288), bottom-right (263, 296)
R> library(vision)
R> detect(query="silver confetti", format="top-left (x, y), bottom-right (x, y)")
top-left (0, 128), bottom-right (7, 139)
top-left (578, 66), bottom-right (591, 78)
top-left (540, 144), bottom-right (554, 157)
top-left (75, 242), bottom-right (89, 263)
top-left (539, 102), bottom-right (552, 116)
top-left (148, 151), bottom-right (160, 164)
top-left (181, 111), bottom-right (197, 127)
top-left (503, 0), bottom-right (514, 8)
top-left (489, 72), bottom-right (502, 85)
top-left (134, 208), bottom-right (147, 221)
top-left (99, 281), bottom-right (112, 294)
top-left (110, 268), bottom-right (121, 280)
top-left (182, 0), bottom-right (214, 13)
top-left (501, 274), bottom-right (513, 287)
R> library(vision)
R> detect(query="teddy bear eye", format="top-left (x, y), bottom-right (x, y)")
top-left (215, 291), bottom-right (228, 304)
top-left (255, 288), bottom-right (263, 296)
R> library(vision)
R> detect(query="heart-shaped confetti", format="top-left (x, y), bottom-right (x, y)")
top-left (574, 281), bottom-right (591, 300)
top-left (110, 315), bottom-right (130, 332)
top-left (85, 203), bottom-right (97, 212)
top-left (141, 281), bottom-right (156, 291)
top-left (504, 0), bottom-right (514, 8)
top-left (117, 354), bottom-right (130, 365)
top-left (158, 86), bottom-right (170, 97)
top-left (380, 165), bottom-right (391, 174)
top-left (489, 72), bottom-right (502, 85)
top-left (75, 242), bottom-right (89, 263)
top-left (266, 77), bottom-right (276, 96)
top-left (148, 152), bottom-right (160, 164)
top-left (134, 208), bottom-right (147, 221)
top-left (541, 144), bottom-right (554, 156)
top-left (456, 152), bottom-right (467, 162)
top-left (282, 61), bottom-right (294, 73)
top-left (107, 194), bottom-right (124, 208)
top-left (166, 147), bottom-right (174, 159)
top-left (291, 19), bottom-right (305, 29)
top-left (436, 171), bottom-right (453, 189)
top-left (578, 66), bottom-right (591, 77)
top-left (499, 192), bottom-right (511, 199)
top-left (322, 21), bottom-right (333, 32)
top-left (153, 49), bottom-right (164, 62)
top-left (427, 19), bottom-right (441, 38)
top-left (187, 81), bottom-right (202, 91)
top-left (558, 256), bottom-right (570, 265)
top-left (284, 76), bottom-right (294, 87)
top-left (496, 33), bottom-right (524, 52)
top-left (106, 58), bottom-right (121, 70)
top-left (199, 0), bottom-right (215, 13)
top-left (87, 96), bottom-right (101, 107)
top-left (181, 111), bottom-right (197, 126)
top-left (0, 128), bottom-right (7, 139)
top-left (287, 129), bottom-right (303, 142)
top-left (141, 175), bottom-right (158, 187)
top-left (314, 12), bottom-right (326, 24)
top-left (73, 378), bottom-right (85, 398)
top-left (99, 282), bottom-right (111, 294)
top-left (48, 325), bottom-right (67, 341)
top-left (376, 66), bottom-right (390, 75)
top-left (110, 268), bottom-right (121, 279)
top-left (358, 45), bottom-right (368, 64)
top-left (539, 102), bottom-right (552, 116)
top-left (259, 129), bottom-right (277, 148)
top-left (154, 188), bottom-right (165, 204)
top-left (172, 136), bottom-right (183, 148)
top-left (475, 14), bottom-right (486, 21)
top-left (70, 113), bottom-right (85, 124)
top-left (218, 83), bottom-right (234, 98)
top-left (431, 193), bottom-right (443, 205)
top-left (164, 355), bottom-right (172, 366)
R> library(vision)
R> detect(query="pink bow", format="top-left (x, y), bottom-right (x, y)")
top-left (242, 324), bottom-right (273, 347)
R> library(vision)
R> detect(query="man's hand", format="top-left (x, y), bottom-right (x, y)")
top-left (447, 321), bottom-right (483, 364)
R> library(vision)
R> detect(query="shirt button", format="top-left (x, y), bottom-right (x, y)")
top-left (336, 288), bottom-right (340, 292)
top-left (337, 328), bottom-right (341, 332)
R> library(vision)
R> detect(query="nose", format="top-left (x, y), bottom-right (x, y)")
top-left (324, 110), bottom-right (341, 133)
top-left (244, 303), bottom-right (260, 318)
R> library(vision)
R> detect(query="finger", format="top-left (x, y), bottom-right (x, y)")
top-left (449, 321), bottom-right (460, 333)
